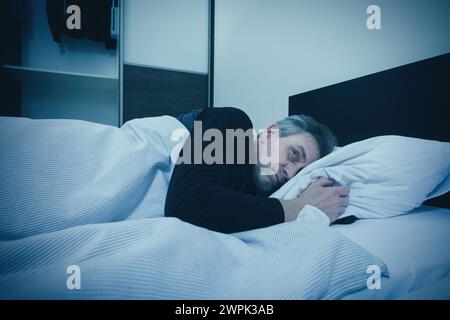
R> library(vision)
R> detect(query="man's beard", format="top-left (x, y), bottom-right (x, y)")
top-left (252, 164), bottom-right (283, 195)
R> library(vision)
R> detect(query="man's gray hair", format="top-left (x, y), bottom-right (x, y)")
top-left (276, 114), bottom-right (337, 158)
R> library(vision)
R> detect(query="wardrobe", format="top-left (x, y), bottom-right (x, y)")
top-left (1, 0), bottom-right (211, 127)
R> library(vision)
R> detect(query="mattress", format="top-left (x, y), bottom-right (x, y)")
top-left (332, 205), bottom-right (450, 299)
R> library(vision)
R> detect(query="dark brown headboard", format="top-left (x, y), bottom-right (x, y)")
top-left (289, 53), bottom-right (450, 208)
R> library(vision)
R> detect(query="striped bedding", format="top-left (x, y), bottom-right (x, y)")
top-left (0, 116), bottom-right (388, 299)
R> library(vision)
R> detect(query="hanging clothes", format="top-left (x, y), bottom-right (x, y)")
top-left (46, 0), bottom-right (117, 50)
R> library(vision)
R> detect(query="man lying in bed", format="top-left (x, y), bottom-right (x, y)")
top-left (165, 107), bottom-right (350, 233)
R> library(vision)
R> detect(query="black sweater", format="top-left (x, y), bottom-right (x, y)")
top-left (165, 107), bottom-right (285, 233)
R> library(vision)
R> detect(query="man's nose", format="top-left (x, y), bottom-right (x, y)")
top-left (282, 162), bottom-right (303, 180)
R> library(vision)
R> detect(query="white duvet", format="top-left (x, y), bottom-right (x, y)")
top-left (0, 116), bottom-right (389, 299)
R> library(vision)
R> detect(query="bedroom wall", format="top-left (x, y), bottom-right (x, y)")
top-left (213, 0), bottom-right (450, 129)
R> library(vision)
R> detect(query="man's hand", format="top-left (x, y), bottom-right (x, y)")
top-left (280, 177), bottom-right (350, 223)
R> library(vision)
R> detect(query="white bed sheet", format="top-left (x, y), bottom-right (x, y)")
top-left (332, 205), bottom-right (450, 299)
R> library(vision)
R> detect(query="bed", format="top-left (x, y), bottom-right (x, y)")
top-left (334, 206), bottom-right (450, 299)
top-left (289, 52), bottom-right (450, 299)
top-left (0, 54), bottom-right (449, 300)
top-left (0, 116), bottom-right (392, 300)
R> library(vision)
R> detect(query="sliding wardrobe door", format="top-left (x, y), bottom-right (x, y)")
top-left (122, 0), bottom-right (210, 124)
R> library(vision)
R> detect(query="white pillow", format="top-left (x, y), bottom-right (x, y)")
top-left (271, 136), bottom-right (450, 219)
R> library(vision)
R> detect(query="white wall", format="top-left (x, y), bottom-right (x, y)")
top-left (124, 0), bottom-right (209, 73)
top-left (214, 0), bottom-right (450, 129)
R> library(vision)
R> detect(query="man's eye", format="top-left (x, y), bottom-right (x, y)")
top-left (290, 148), bottom-right (299, 161)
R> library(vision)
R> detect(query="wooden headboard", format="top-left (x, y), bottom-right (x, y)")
top-left (289, 53), bottom-right (450, 208)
